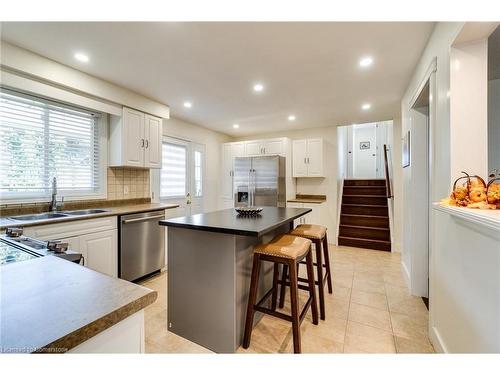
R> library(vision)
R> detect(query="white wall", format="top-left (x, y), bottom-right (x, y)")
top-left (450, 40), bottom-right (489, 179)
top-left (391, 116), bottom-right (403, 253)
top-left (489, 79), bottom-right (500, 172)
top-left (161, 117), bottom-right (232, 213)
top-left (401, 22), bottom-right (500, 352)
top-left (235, 126), bottom-right (338, 235)
top-left (352, 124), bottom-right (377, 178)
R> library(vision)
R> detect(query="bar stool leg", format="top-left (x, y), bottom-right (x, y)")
top-left (305, 248), bottom-right (319, 325)
top-left (271, 263), bottom-right (279, 310)
top-left (288, 259), bottom-right (301, 354)
top-left (323, 235), bottom-right (333, 294)
top-left (278, 264), bottom-right (288, 308)
top-left (314, 239), bottom-right (326, 320)
top-left (243, 253), bottom-right (262, 349)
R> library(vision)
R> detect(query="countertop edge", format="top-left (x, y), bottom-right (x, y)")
top-left (287, 199), bottom-right (326, 204)
top-left (433, 203), bottom-right (500, 232)
top-left (159, 207), bottom-right (312, 237)
top-left (0, 204), bottom-right (179, 229)
top-left (37, 289), bottom-right (158, 353)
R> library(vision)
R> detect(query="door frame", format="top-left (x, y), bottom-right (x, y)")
top-left (406, 57), bottom-right (437, 300)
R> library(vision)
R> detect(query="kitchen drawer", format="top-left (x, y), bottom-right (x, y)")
top-left (23, 216), bottom-right (117, 239)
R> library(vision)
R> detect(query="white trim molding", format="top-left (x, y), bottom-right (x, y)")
top-left (433, 203), bottom-right (500, 235)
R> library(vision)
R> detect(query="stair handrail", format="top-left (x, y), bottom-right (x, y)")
top-left (383, 144), bottom-right (393, 198)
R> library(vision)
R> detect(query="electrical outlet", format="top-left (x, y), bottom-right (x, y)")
top-left (123, 185), bottom-right (129, 195)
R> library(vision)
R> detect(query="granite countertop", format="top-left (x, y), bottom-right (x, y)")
top-left (0, 202), bottom-right (179, 229)
top-left (0, 256), bottom-right (157, 353)
top-left (159, 207), bottom-right (311, 237)
top-left (287, 194), bottom-right (327, 204)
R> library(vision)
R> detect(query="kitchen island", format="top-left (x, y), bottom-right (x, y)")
top-left (159, 206), bottom-right (311, 353)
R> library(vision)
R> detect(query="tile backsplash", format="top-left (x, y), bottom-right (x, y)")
top-left (107, 167), bottom-right (150, 200)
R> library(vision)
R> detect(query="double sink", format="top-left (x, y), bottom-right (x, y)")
top-left (9, 209), bottom-right (110, 222)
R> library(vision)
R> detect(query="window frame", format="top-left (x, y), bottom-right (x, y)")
top-left (0, 89), bottom-right (108, 203)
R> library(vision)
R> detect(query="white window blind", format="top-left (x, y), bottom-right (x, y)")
top-left (160, 142), bottom-right (187, 198)
top-left (0, 89), bottom-right (102, 199)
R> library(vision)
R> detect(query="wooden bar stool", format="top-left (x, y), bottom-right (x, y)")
top-left (243, 234), bottom-right (319, 354)
top-left (280, 224), bottom-right (332, 320)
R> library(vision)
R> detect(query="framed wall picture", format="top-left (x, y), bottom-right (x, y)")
top-left (402, 130), bottom-right (410, 168)
top-left (359, 141), bottom-right (370, 150)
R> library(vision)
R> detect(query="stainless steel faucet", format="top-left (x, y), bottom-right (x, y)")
top-left (49, 177), bottom-right (59, 212)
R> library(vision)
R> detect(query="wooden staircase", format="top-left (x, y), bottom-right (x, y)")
top-left (338, 179), bottom-right (391, 251)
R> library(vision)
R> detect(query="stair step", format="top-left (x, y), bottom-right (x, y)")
top-left (339, 224), bottom-right (390, 241)
top-left (341, 204), bottom-right (389, 216)
top-left (338, 236), bottom-right (391, 251)
top-left (344, 179), bottom-right (386, 187)
top-left (342, 195), bottom-right (388, 205)
top-left (340, 214), bottom-right (389, 228)
top-left (343, 186), bottom-right (387, 196)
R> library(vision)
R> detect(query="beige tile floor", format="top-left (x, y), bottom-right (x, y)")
top-left (139, 245), bottom-right (434, 354)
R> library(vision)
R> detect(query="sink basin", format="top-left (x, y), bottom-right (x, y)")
top-left (10, 212), bottom-right (69, 221)
top-left (64, 209), bottom-right (110, 215)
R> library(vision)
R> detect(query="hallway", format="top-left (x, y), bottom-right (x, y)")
top-left (141, 245), bottom-right (433, 353)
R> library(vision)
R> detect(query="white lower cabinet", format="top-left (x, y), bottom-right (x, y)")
top-left (79, 230), bottom-right (118, 277)
top-left (23, 216), bottom-right (118, 277)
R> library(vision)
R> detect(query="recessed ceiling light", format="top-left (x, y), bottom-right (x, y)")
top-left (183, 101), bottom-right (192, 108)
top-left (288, 115), bottom-right (296, 121)
top-left (74, 52), bottom-right (89, 63)
top-left (253, 83), bottom-right (264, 92)
top-left (232, 124), bottom-right (239, 129)
top-left (361, 103), bottom-right (371, 110)
top-left (359, 56), bottom-right (373, 68)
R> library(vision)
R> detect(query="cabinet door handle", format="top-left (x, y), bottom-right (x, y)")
top-left (263, 148), bottom-right (266, 154)
top-left (145, 140), bottom-right (149, 148)
top-left (304, 157), bottom-right (307, 164)
top-left (141, 139), bottom-right (145, 148)
top-left (307, 157), bottom-right (310, 164)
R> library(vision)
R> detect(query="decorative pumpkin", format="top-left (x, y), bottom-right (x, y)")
top-left (486, 179), bottom-right (500, 208)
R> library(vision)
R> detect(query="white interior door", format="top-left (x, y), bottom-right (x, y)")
top-left (352, 123), bottom-right (377, 178)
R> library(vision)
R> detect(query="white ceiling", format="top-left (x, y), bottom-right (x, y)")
top-left (1, 22), bottom-right (434, 136)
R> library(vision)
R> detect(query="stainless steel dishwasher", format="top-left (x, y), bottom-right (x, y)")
top-left (119, 210), bottom-right (165, 281)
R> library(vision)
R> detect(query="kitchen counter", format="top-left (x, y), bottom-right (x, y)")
top-left (0, 255), bottom-right (157, 353)
top-left (0, 202), bottom-right (179, 230)
top-left (160, 206), bottom-right (310, 353)
top-left (287, 194), bottom-right (327, 204)
top-left (159, 206), bottom-right (311, 237)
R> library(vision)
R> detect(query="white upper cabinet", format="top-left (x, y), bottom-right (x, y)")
top-left (244, 138), bottom-right (285, 156)
top-left (110, 107), bottom-right (163, 169)
top-left (292, 138), bottom-right (325, 177)
top-left (122, 107), bottom-right (145, 167)
top-left (244, 141), bottom-right (263, 156)
top-left (144, 114), bottom-right (162, 168)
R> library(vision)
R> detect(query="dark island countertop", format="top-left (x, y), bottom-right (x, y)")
top-left (159, 207), bottom-right (311, 237)
top-left (0, 256), bottom-right (157, 353)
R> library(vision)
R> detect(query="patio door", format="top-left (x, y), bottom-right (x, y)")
top-left (159, 137), bottom-right (205, 216)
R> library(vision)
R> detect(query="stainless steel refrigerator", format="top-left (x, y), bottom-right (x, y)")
top-left (233, 155), bottom-right (286, 207)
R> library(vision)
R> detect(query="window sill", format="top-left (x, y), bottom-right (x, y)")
top-left (433, 203), bottom-right (500, 232)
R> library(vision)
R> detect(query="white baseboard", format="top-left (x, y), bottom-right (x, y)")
top-left (429, 325), bottom-right (447, 353)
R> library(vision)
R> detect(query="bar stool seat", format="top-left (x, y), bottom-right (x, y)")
top-left (281, 224), bottom-right (333, 321)
top-left (290, 224), bottom-right (327, 240)
top-left (254, 234), bottom-right (310, 259)
top-left (243, 234), bottom-right (318, 354)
